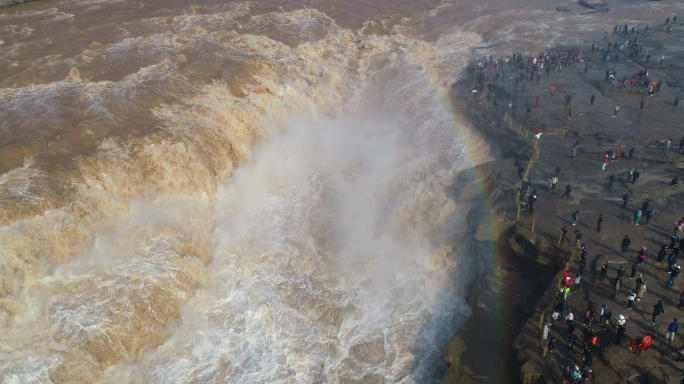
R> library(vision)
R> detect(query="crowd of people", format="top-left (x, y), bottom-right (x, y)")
top-left (471, 21), bottom-right (682, 141)
top-left (546, 216), bottom-right (684, 383)
top-left (472, 17), bottom-right (684, 384)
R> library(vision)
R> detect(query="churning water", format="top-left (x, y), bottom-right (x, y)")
top-left (1, 0), bottom-right (679, 382)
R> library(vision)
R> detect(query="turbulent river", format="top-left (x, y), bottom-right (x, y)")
top-left (0, 0), bottom-right (680, 383)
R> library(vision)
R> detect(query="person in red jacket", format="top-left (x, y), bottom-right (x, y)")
top-left (551, 86), bottom-right (556, 97)
top-left (637, 247), bottom-right (647, 265)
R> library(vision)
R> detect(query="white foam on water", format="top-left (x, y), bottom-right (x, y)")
top-left (0, 7), bottom-right (489, 383)
top-left (100, 112), bottom-right (475, 383)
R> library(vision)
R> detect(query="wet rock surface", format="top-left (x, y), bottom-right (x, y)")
top-left (578, 0), bottom-right (608, 9)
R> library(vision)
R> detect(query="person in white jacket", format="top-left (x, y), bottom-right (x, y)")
top-left (543, 322), bottom-right (551, 341)
top-left (627, 290), bottom-right (637, 310)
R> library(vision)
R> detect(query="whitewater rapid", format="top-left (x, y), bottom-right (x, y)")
top-left (5, 0), bottom-right (683, 381)
top-left (0, 2), bottom-right (500, 382)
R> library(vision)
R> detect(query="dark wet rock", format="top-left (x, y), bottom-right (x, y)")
top-left (556, 6), bottom-right (573, 11)
top-left (0, 0), bottom-right (38, 6)
top-left (582, 8), bottom-right (610, 14)
top-left (578, 0), bottom-right (608, 8)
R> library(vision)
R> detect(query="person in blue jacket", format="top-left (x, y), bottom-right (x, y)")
top-left (667, 318), bottom-right (679, 342)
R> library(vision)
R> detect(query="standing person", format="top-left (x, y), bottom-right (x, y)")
top-left (604, 308), bottom-right (613, 329)
top-left (574, 273), bottom-right (581, 291)
top-left (535, 96), bottom-right (540, 107)
top-left (627, 290), bottom-right (636, 310)
top-left (679, 136), bottom-right (684, 152)
top-left (636, 278), bottom-right (647, 301)
top-left (658, 244), bottom-right (670, 263)
top-left (633, 169), bottom-right (640, 183)
top-left (637, 334), bottom-right (653, 355)
top-left (667, 138), bottom-right (672, 151)
top-left (613, 104), bottom-right (619, 117)
top-left (581, 366), bottom-right (592, 383)
top-left (556, 164), bottom-right (561, 177)
top-left (629, 148), bottom-right (635, 160)
top-left (584, 307), bottom-right (593, 327)
top-left (598, 304), bottom-right (607, 325)
top-left (637, 247), bottom-right (647, 265)
top-left (643, 209), bottom-right (656, 225)
top-left (669, 254), bottom-right (678, 272)
top-left (602, 154), bottom-right (609, 170)
top-left (548, 176), bottom-right (554, 191)
top-left (678, 289), bottom-right (684, 308)
top-left (640, 98), bottom-right (645, 109)
top-left (562, 184), bottom-right (573, 200)
top-left (622, 191), bottom-right (631, 208)
top-left (677, 345), bottom-right (684, 363)
top-left (667, 319), bottom-right (679, 342)
top-left (630, 262), bottom-right (639, 279)
top-left (548, 337), bottom-right (556, 355)
top-left (633, 209), bottom-right (642, 225)
top-left (543, 321), bottom-right (551, 343)
top-left (621, 235), bottom-right (631, 254)
top-left (551, 176), bottom-right (558, 191)
top-left (560, 226), bottom-right (569, 244)
top-left (599, 262), bottom-right (609, 281)
top-left (616, 315), bottom-right (627, 344)
top-left (609, 172), bottom-right (615, 188)
top-left (561, 300), bottom-right (570, 319)
top-left (670, 265), bottom-right (682, 286)
top-left (591, 94), bottom-right (595, 106)
top-left (572, 211), bottom-right (580, 226)
top-left (652, 300), bottom-right (665, 325)
top-left (551, 86), bottom-right (555, 98)
top-left (574, 229), bottom-right (583, 248)
top-left (568, 330), bottom-right (576, 349)
top-left (597, 214), bottom-right (603, 232)
top-left (627, 169), bottom-right (634, 183)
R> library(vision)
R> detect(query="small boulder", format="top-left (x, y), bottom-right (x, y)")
top-left (520, 360), bottom-right (544, 384)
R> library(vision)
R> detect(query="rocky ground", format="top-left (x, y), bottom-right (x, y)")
top-left (442, 20), bottom-right (684, 384)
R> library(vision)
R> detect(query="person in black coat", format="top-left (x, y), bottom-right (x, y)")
top-left (599, 262), bottom-right (609, 281)
top-left (653, 300), bottom-right (665, 325)
top-left (621, 235), bottom-right (631, 254)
